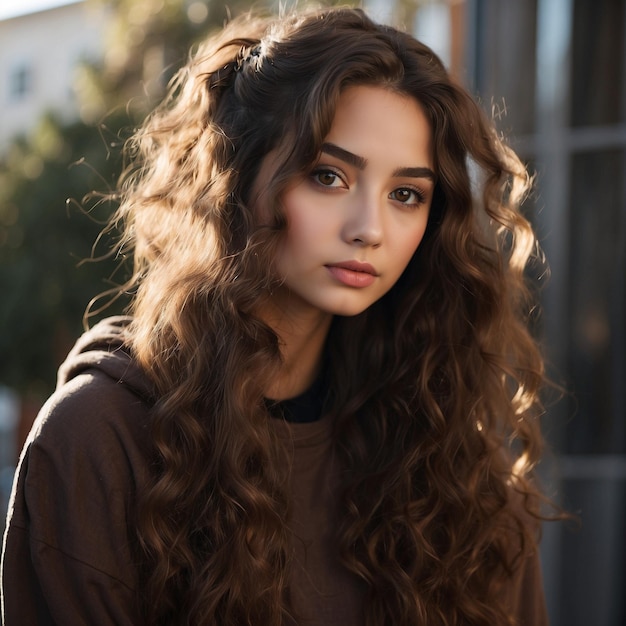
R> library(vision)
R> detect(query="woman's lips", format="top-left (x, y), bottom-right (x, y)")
top-left (325, 261), bottom-right (378, 288)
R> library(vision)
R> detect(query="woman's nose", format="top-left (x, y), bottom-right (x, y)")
top-left (341, 191), bottom-right (383, 248)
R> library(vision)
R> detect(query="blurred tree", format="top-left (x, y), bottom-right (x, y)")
top-left (0, 113), bottom-right (126, 396)
top-left (0, 0), bottom-right (208, 396)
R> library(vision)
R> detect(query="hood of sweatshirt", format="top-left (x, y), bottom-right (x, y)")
top-left (56, 316), bottom-right (155, 402)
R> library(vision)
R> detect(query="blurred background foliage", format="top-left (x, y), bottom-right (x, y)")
top-left (0, 113), bottom-right (124, 396)
top-left (1, 0), bottom-right (355, 399)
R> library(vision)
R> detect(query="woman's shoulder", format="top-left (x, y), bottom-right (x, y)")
top-left (12, 315), bottom-right (156, 539)
top-left (27, 315), bottom-right (154, 464)
top-left (3, 318), bottom-right (153, 623)
top-left (6, 318), bottom-right (155, 577)
top-left (495, 480), bottom-right (548, 625)
top-left (28, 366), bottom-right (152, 465)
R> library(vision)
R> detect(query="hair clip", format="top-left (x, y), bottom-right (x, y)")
top-left (207, 43), bottom-right (263, 89)
top-left (235, 45), bottom-right (263, 72)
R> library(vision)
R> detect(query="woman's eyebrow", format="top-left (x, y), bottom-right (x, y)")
top-left (321, 142), bottom-right (367, 169)
top-left (392, 166), bottom-right (436, 181)
top-left (321, 142), bottom-right (436, 181)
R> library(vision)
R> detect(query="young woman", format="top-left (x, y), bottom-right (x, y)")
top-left (2, 7), bottom-right (552, 625)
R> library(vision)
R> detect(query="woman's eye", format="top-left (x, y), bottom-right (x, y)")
top-left (312, 169), bottom-right (344, 188)
top-left (390, 187), bottom-right (424, 205)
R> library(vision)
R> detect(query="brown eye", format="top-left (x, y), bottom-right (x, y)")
top-left (317, 171), bottom-right (338, 186)
top-left (311, 168), bottom-right (344, 188)
top-left (390, 187), bottom-right (424, 205)
top-left (393, 189), bottom-right (411, 202)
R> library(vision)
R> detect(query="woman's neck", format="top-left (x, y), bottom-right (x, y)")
top-left (260, 302), bottom-right (333, 401)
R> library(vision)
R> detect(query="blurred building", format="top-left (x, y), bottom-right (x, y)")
top-left (463, 1), bottom-right (626, 624)
top-left (0, 0), bottom-right (107, 152)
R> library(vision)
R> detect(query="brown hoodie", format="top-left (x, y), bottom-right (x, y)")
top-left (2, 317), bottom-right (153, 624)
top-left (1, 317), bottom-right (549, 625)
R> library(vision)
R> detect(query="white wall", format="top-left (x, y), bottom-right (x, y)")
top-left (0, 1), bottom-right (107, 151)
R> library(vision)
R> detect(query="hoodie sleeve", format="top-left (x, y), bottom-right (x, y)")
top-left (496, 489), bottom-right (550, 626)
top-left (1, 360), bottom-right (152, 625)
top-left (501, 544), bottom-right (550, 626)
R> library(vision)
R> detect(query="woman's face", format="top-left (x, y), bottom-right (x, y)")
top-left (268, 84), bottom-right (435, 321)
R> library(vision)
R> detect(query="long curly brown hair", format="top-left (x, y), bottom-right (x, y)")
top-left (111, 7), bottom-right (549, 625)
